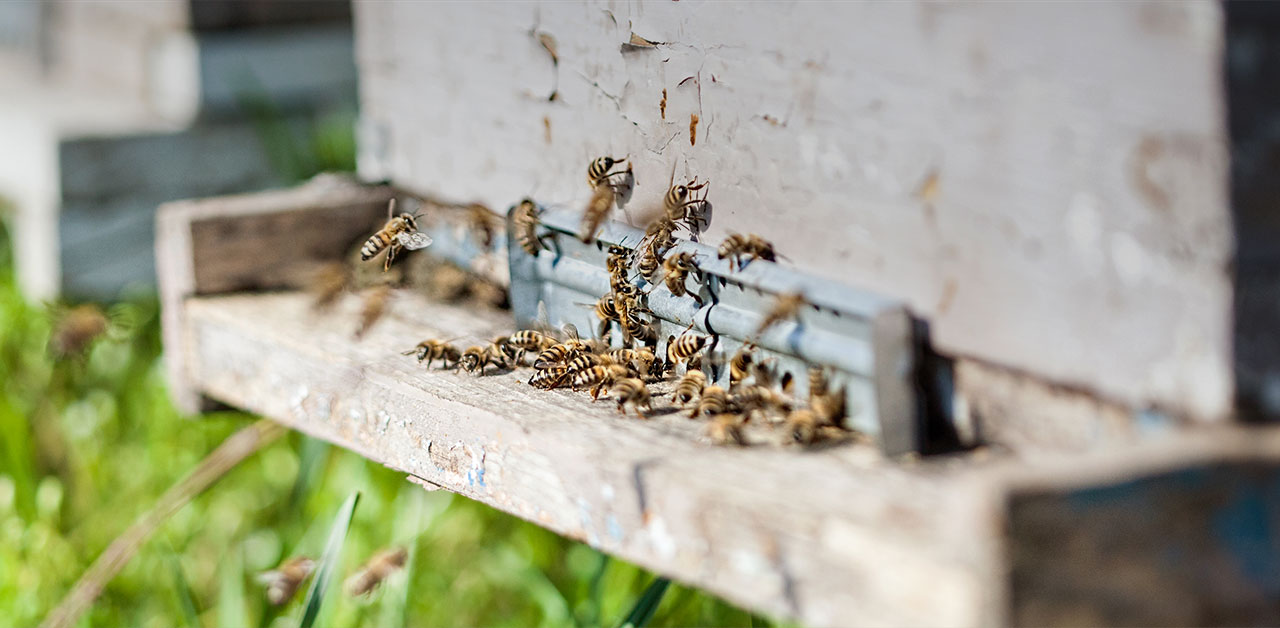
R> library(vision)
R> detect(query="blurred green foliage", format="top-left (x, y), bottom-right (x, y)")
top-left (0, 205), bottom-right (771, 625)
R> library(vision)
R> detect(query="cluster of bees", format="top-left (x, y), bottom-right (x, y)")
top-left (257, 546), bottom-right (407, 606)
top-left (384, 155), bottom-right (856, 447)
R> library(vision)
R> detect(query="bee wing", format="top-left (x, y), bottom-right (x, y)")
top-left (395, 231), bottom-right (434, 250)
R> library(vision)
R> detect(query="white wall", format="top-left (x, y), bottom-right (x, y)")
top-left (354, 1), bottom-right (1232, 422)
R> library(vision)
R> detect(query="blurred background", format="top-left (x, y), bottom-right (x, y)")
top-left (0, 2), bottom-right (767, 626)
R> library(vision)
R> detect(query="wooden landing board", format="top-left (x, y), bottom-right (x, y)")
top-left (183, 290), bottom-right (999, 627)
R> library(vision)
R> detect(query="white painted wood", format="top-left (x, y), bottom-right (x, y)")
top-left (354, 1), bottom-right (1233, 423)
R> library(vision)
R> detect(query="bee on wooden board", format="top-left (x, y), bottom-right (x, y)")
top-left (705, 413), bottom-right (746, 446)
top-left (529, 365), bottom-right (572, 389)
top-left (672, 368), bottom-right (707, 406)
top-left (533, 326), bottom-right (592, 369)
top-left (572, 363), bottom-right (632, 399)
top-left (513, 198), bottom-right (547, 257)
top-left (458, 344), bottom-right (507, 375)
top-left (345, 547), bottom-right (408, 597)
top-left (691, 385), bottom-right (729, 418)
top-left (606, 347), bottom-right (657, 377)
top-left (257, 556), bottom-right (315, 606)
top-left (401, 339), bottom-right (462, 369)
top-left (732, 384), bottom-right (791, 421)
top-left (609, 377), bottom-right (651, 416)
top-left (355, 285), bottom-right (393, 339)
top-left (509, 329), bottom-right (556, 349)
top-left (717, 232), bottom-right (777, 271)
top-left (783, 408), bottom-right (821, 445)
top-left (361, 199), bottom-right (433, 271)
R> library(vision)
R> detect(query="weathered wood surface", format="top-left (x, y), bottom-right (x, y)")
top-left (184, 290), bottom-right (999, 627)
top-left (175, 288), bottom-right (1280, 626)
top-left (157, 176), bottom-right (393, 412)
top-left (355, 1), bottom-right (1233, 425)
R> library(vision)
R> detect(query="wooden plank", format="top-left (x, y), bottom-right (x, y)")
top-left (182, 290), bottom-right (999, 627)
top-left (354, 1), bottom-right (1233, 427)
top-left (156, 175), bottom-right (393, 412)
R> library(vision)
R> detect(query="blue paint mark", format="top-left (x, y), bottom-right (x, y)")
top-left (607, 515), bottom-right (624, 542)
top-left (474, 467), bottom-right (486, 487)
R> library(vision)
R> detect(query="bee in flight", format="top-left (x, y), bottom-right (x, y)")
top-left (257, 556), bottom-right (315, 606)
top-left (345, 547), bottom-right (408, 597)
top-left (361, 198), bottom-right (433, 270)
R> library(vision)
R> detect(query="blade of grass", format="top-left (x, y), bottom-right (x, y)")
top-left (40, 419), bottom-right (285, 628)
top-left (166, 552), bottom-right (200, 628)
top-left (297, 491), bottom-right (360, 628)
top-left (581, 552), bottom-right (610, 627)
top-left (217, 549), bottom-right (248, 628)
top-left (289, 436), bottom-right (330, 509)
top-left (616, 576), bottom-right (671, 628)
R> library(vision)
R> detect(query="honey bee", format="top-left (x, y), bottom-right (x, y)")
top-left (345, 547), bottom-right (408, 597)
top-left (580, 184), bottom-right (614, 244)
top-left (529, 366), bottom-right (572, 389)
top-left (458, 344), bottom-right (506, 375)
top-left (717, 233), bottom-right (777, 270)
top-left (361, 199), bottom-right (433, 271)
top-left (637, 239), bottom-right (665, 284)
top-left (666, 332), bottom-right (710, 367)
top-left (783, 408), bottom-right (820, 445)
top-left (590, 293), bottom-right (620, 338)
top-left (642, 216), bottom-right (677, 253)
top-left (808, 366), bottom-right (846, 425)
top-left (534, 340), bottom-right (588, 369)
top-left (705, 413), bottom-right (746, 446)
top-left (355, 285), bottom-right (392, 339)
top-left (606, 347), bottom-right (657, 377)
top-left (587, 155), bottom-right (629, 188)
top-left (661, 251), bottom-right (701, 302)
top-left (508, 329), bottom-right (557, 352)
top-left (672, 369), bottom-right (707, 405)
top-left (572, 364), bottom-right (632, 399)
top-left (609, 378), bottom-right (652, 416)
top-left (731, 384), bottom-right (791, 421)
top-left (256, 556), bottom-right (315, 606)
top-left (754, 292), bottom-right (806, 338)
top-left (401, 339), bottom-right (462, 368)
top-left (50, 304), bottom-right (109, 358)
top-left (564, 352), bottom-right (607, 373)
top-left (467, 203), bottom-right (499, 248)
top-left (513, 198), bottom-right (546, 256)
top-left (620, 312), bottom-right (658, 348)
top-left (663, 178), bottom-right (708, 225)
top-left (691, 385), bottom-right (729, 418)
top-left (309, 262), bottom-right (350, 312)
top-left (728, 344), bottom-right (755, 389)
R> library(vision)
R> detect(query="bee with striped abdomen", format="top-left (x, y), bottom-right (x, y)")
top-left (609, 378), bottom-right (651, 416)
top-left (513, 198), bottom-right (547, 256)
top-left (587, 156), bottom-right (629, 188)
top-left (807, 366), bottom-right (846, 426)
top-left (691, 385), bottom-right (729, 418)
top-left (401, 339), bottom-right (462, 369)
top-left (508, 329), bottom-right (557, 352)
top-left (729, 343), bottom-right (755, 389)
top-left (732, 384), bottom-right (790, 421)
top-left (661, 251), bottom-right (701, 303)
top-left (361, 199), bottom-right (433, 271)
top-left (572, 363), bottom-right (632, 399)
top-left (637, 239), bottom-right (664, 285)
top-left (458, 344), bottom-right (506, 375)
top-left (607, 347), bottom-right (656, 378)
top-left (663, 178), bottom-right (708, 227)
top-left (672, 369), bottom-right (707, 406)
top-left (529, 366), bottom-right (572, 389)
top-left (666, 332), bottom-right (710, 367)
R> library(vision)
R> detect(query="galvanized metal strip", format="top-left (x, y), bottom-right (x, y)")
top-left (507, 204), bottom-right (922, 454)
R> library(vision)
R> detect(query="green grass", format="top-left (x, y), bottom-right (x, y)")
top-left (0, 213), bottom-right (772, 626)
